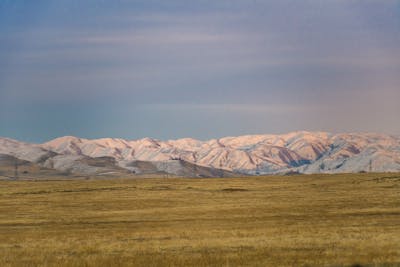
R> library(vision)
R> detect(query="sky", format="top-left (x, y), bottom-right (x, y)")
top-left (0, 0), bottom-right (399, 143)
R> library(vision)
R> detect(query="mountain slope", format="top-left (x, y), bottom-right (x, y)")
top-left (1, 131), bottom-right (399, 177)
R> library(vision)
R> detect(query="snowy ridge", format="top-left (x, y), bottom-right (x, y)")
top-left (1, 131), bottom-right (400, 176)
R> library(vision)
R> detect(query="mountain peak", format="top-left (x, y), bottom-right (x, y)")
top-left (45, 136), bottom-right (83, 145)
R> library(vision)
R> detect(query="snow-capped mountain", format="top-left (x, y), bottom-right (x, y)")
top-left (1, 131), bottom-right (400, 177)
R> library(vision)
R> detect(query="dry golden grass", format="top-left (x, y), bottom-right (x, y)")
top-left (0, 173), bottom-right (399, 267)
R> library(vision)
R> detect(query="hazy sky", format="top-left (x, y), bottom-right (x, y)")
top-left (1, 0), bottom-right (399, 142)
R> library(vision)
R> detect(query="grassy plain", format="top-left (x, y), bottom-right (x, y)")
top-left (0, 173), bottom-right (399, 267)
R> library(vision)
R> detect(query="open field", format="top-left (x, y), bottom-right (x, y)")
top-left (0, 173), bottom-right (399, 267)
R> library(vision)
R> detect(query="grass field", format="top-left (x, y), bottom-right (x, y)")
top-left (0, 173), bottom-right (399, 267)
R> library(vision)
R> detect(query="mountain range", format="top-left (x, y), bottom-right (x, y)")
top-left (1, 131), bottom-right (400, 178)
